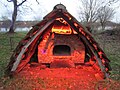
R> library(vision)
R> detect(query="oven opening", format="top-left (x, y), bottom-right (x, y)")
top-left (53, 45), bottom-right (71, 56)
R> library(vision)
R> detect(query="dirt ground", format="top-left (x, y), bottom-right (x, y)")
top-left (1, 63), bottom-right (120, 90)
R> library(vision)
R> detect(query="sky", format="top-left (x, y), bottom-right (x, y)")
top-left (0, 0), bottom-right (120, 22)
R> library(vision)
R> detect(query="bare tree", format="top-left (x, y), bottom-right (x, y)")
top-left (78, 0), bottom-right (119, 32)
top-left (7, 0), bottom-right (27, 33)
top-left (7, 0), bottom-right (39, 33)
top-left (98, 6), bottom-right (115, 30)
top-left (79, 0), bottom-right (104, 25)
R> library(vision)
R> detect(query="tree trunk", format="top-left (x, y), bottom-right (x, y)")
top-left (8, 1), bottom-right (17, 33)
top-left (101, 22), bottom-right (105, 30)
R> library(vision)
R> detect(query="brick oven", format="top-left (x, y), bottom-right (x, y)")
top-left (37, 19), bottom-right (85, 64)
top-left (6, 4), bottom-right (111, 78)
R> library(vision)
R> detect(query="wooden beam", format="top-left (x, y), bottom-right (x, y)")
top-left (11, 19), bottom-right (55, 72)
top-left (62, 14), bottom-right (109, 78)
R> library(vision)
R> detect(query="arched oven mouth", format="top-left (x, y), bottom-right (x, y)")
top-left (53, 45), bottom-right (71, 56)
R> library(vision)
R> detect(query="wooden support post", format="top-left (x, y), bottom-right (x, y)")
top-left (11, 19), bottom-right (55, 72)
top-left (62, 14), bottom-right (109, 78)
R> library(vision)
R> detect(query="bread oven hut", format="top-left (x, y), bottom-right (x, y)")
top-left (6, 4), bottom-right (111, 78)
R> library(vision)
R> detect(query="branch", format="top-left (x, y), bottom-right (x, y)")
top-left (36, 0), bottom-right (39, 4)
top-left (17, 0), bottom-right (27, 7)
top-left (7, 0), bottom-right (13, 2)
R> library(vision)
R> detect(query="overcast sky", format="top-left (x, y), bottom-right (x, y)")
top-left (0, 0), bottom-right (120, 22)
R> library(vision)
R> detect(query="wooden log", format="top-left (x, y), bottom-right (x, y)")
top-left (61, 14), bottom-right (109, 78)
top-left (11, 18), bottom-right (55, 72)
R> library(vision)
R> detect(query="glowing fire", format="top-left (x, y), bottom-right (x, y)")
top-left (52, 26), bottom-right (71, 34)
top-left (52, 18), bottom-right (77, 34)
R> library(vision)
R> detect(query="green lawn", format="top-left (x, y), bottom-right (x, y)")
top-left (0, 31), bottom-right (120, 81)
top-left (94, 32), bottom-right (120, 80)
top-left (0, 32), bottom-right (27, 78)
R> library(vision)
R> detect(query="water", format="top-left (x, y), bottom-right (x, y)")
top-left (0, 27), bottom-right (31, 32)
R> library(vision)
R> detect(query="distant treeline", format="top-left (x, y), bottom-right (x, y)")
top-left (0, 21), bottom-right (39, 28)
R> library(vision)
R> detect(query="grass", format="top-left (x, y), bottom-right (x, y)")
top-left (0, 31), bottom-right (120, 89)
top-left (94, 32), bottom-right (120, 80)
top-left (0, 32), bottom-right (27, 78)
